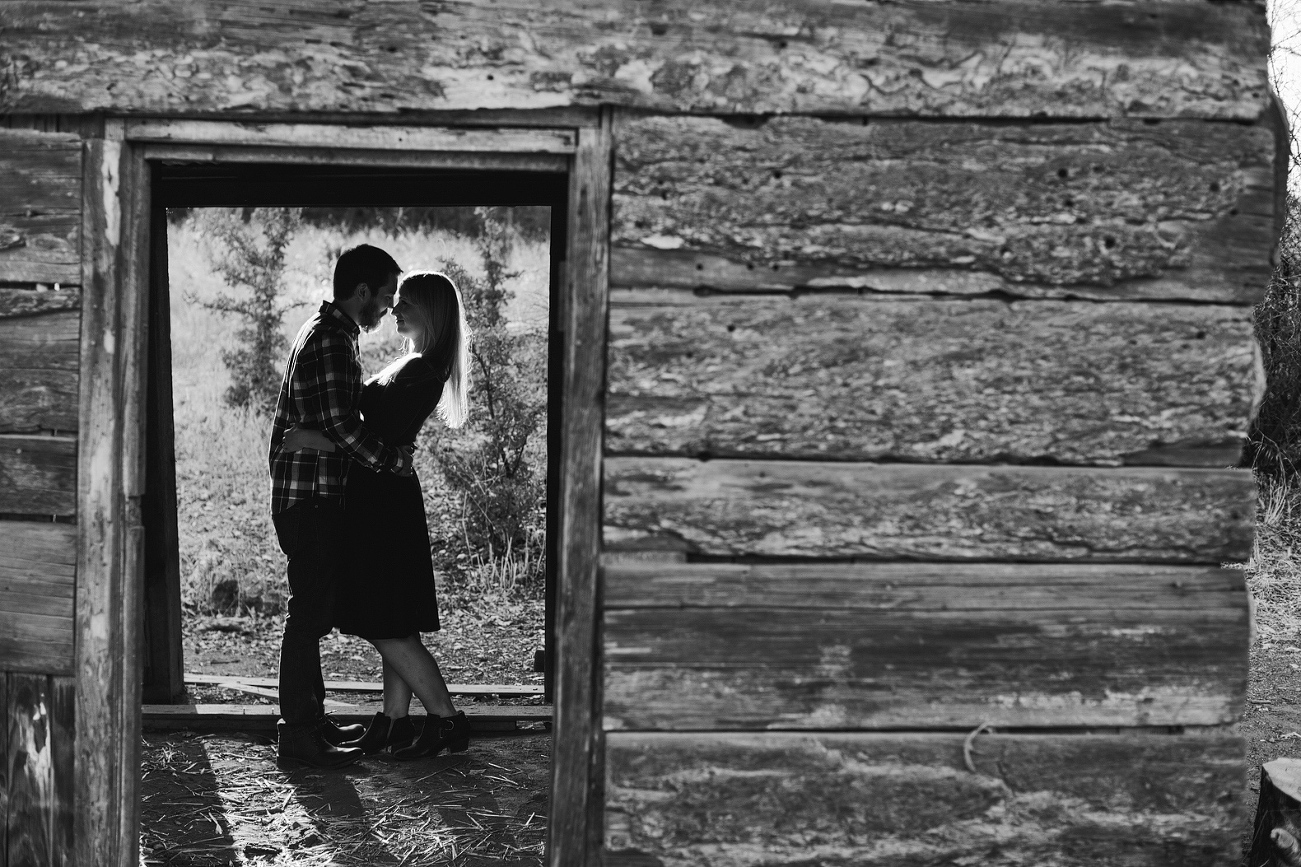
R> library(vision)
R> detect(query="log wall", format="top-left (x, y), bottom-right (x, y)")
top-left (0, 1), bottom-right (1276, 864)
top-left (0, 127), bottom-right (81, 867)
top-left (599, 44), bottom-right (1268, 863)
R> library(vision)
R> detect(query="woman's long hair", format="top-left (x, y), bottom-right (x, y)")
top-left (377, 270), bottom-right (470, 428)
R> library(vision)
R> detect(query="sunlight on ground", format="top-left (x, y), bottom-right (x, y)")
top-left (140, 731), bottom-right (549, 866)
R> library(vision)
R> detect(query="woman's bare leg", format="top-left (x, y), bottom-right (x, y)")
top-left (371, 635), bottom-right (457, 718)
top-left (380, 657), bottom-right (413, 719)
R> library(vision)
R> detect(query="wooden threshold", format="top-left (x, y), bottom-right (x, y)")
top-left (183, 672), bottom-right (544, 696)
top-left (142, 703), bottom-right (551, 734)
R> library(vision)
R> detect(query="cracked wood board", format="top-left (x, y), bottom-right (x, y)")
top-left (607, 292), bottom-right (1256, 466)
top-left (603, 458), bottom-right (1255, 562)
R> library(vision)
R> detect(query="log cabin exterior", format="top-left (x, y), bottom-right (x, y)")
top-left (0, 2), bottom-right (1279, 865)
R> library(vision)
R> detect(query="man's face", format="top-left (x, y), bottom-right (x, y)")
top-left (357, 273), bottom-right (398, 331)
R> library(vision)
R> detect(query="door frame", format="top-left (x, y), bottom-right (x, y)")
top-left (74, 114), bottom-right (611, 866)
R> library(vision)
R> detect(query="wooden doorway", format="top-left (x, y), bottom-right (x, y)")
top-left (141, 161), bottom-right (569, 705)
top-left (79, 118), bottom-right (609, 866)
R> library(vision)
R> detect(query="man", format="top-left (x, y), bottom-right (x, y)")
top-left (267, 244), bottom-right (412, 768)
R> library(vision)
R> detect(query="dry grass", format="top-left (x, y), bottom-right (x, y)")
top-left (1245, 474), bottom-right (1301, 649)
top-left (140, 730), bottom-right (549, 866)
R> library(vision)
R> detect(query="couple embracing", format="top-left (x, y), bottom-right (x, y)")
top-left (267, 244), bottom-right (471, 769)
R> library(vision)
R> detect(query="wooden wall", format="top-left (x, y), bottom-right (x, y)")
top-left (599, 35), bottom-right (1270, 867)
top-left (0, 1), bottom-right (1277, 865)
top-left (0, 126), bottom-right (82, 867)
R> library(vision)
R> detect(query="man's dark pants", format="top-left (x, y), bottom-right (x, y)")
top-left (272, 497), bottom-right (344, 729)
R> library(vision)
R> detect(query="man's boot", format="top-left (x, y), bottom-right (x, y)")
top-left (319, 714), bottom-right (366, 746)
top-left (277, 721), bottom-right (362, 769)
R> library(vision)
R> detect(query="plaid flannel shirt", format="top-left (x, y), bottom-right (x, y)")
top-left (268, 301), bottom-right (411, 515)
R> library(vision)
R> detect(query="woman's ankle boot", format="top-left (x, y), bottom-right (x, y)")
top-left (342, 712), bottom-right (392, 755)
top-left (345, 712), bottom-right (420, 755)
top-left (391, 711), bottom-right (469, 760)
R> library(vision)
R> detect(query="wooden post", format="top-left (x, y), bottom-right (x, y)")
top-left (1249, 759), bottom-right (1301, 867)
top-left (547, 108), bottom-right (612, 867)
top-left (74, 129), bottom-right (150, 867)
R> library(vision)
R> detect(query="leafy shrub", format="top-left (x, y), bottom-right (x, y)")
top-left (428, 213), bottom-right (549, 587)
top-left (191, 208), bottom-right (303, 414)
top-left (1249, 194), bottom-right (1301, 476)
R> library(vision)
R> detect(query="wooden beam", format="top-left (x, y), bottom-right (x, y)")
top-left (607, 293), bottom-right (1255, 466)
top-left (140, 703), bottom-right (551, 733)
top-left (0, 1), bottom-right (1269, 119)
top-left (603, 564), bottom-right (1247, 730)
top-left (604, 609), bottom-right (1246, 729)
top-left (73, 134), bottom-right (147, 867)
top-left (603, 560), bottom-right (1247, 610)
top-left (141, 144), bottom-right (570, 174)
top-left (140, 203), bottom-right (182, 704)
top-left (612, 115), bottom-right (1275, 302)
top-left (125, 120), bottom-right (577, 153)
top-left (182, 673), bottom-right (545, 696)
top-left (0, 129), bottom-right (83, 285)
top-left (604, 459), bottom-right (1255, 562)
top-left (548, 111), bottom-right (612, 867)
top-left (604, 730), bottom-right (1244, 867)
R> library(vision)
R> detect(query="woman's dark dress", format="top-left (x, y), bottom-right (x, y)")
top-left (336, 355), bottom-right (444, 640)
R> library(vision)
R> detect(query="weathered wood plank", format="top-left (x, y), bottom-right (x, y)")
top-left (0, 673), bottom-right (7, 856)
top-left (0, 291), bottom-right (81, 433)
top-left (74, 135), bottom-right (129, 867)
top-left (0, 1), bottom-right (1269, 119)
top-left (142, 143), bottom-right (570, 174)
top-left (0, 130), bottom-right (82, 285)
top-left (0, 305), bottom-right (80, 370)
top-left (548, 112), bottom-right (612, 867)
top-left (7, 674), bottom-right (55, 866)
top-left (607, 293), bottom-right (1255, 465)
top-left (0, 523), bottom-right (77, 676)
top-left (0, 436), bottom-right (76, 516)
top-left (125, 120), bottom-right (577, 152)
top-left (603, 561), bottom-right (1246, 610)
top-left (139, 704), bottom-right (551, 733)
top-left (612, 116), bottom-right (1275, 300)
top-left (604, 608), bottom-right (1245, 729)
top-left (183, 673), bottom-right (545, 696)
top-left (604, 731), bottom-right (1245, 867)
top-left (603, 459), bottom-right (1255, 562)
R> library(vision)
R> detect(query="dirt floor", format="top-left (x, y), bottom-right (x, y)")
top-left (140, 728), bottom-right (550, 867)
top-left (142, 599), bottom-right (551, 865)
top-left (1240, 640), bottom-right (1301, 858)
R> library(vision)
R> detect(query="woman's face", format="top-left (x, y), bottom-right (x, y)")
top-left (392, 292), bottom-right (424, 344)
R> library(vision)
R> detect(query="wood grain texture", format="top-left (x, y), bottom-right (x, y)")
top-left (604, 731), bottom-right (1245, 867)
top-left (0, 287), bottom-right (81, 434)
top-left (74, 136), bottom-right (128, 867)
top-left (0, 436), bottom-right (76, 517)
top-left (49, 676), bottom-right (73, 867)
top-left (0, 522), bottom-right (75, 674)
top-left (603, 564), bottom-right (1246, 729)
top-left (0, 129), bottom-right (82, 285)
top-left (0, 1), bottom-right (1269, 119)
top-left (125, 120), bottom-right (577, 152)
top-left (547, 115), bottom-right (612, 867)
top-left (603, 459), bottom-right (1255, 562)
top-left (7, 674), bottom-right (55, 866)
top-left (612, 116), bottom-right (1275, 301)
top-left (607, 292), bottom-right (1255, 465)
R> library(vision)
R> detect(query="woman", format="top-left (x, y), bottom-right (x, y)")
top-left (283, 270), bottom-right (471, 760)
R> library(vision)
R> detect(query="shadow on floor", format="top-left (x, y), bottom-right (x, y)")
top-left (140, 728), bottom-right (550, 866)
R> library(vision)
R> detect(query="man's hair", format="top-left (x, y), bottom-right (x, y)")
top-left (332, 244), bottom-right (401, 300)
